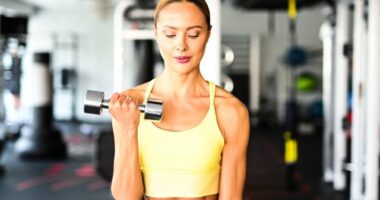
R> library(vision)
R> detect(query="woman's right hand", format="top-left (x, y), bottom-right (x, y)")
top-left (109, 92), bottom-right (144, 199)
top-left (108, 92), bottom-right (140, 135)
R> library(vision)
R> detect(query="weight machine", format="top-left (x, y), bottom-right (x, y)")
top-left (320, 0), bottom-right (380, 199)
top-left (350, 0), bottom-right (380, 199)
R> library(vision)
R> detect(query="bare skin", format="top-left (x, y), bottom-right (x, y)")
top-left (146, 194), bottom-right (217, 200)
top-left (110, 2), bottom-right (250, 200)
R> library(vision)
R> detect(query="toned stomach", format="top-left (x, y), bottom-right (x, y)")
top-left (145, 194), bottom-right (218, 200)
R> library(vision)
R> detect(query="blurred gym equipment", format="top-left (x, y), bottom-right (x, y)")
top-left (14, 52), bottom-right (67, 159)
top-left (221, 44), bottom-right (235, 92)
top-left (114, 1), bottom-right (158, 91)
top-left (282, 0), bottom-right (301, 192)
top-left (231, 0), bottom-right (326, 10)
top-left (0, 126), bottom-right (20, 176)
top-left (0, 14), bottom-right (28, 175)
top-left (94, 128), bottom-right (114, 182)
top-left (330, 1), bottom-right (350, 191)
top-left (221, 44), bottom-right (235, 68)
top-left (349, 0), bottom-right (380, 198)
top-left (0, 15), bottom-right (28, 131)
top-left (52, 33), bottom-right (79, 121)
top-left (283, 46), bottom-right (308, 67)
top-left (84, 90), bottom-right (163, 121)
top-left (295, 72), bottom-right (319, 92)
top-left (349, 0), bottom-right (367, 198)
top-left (318, 0), bottom-right (380, 198)
top-left (319, 6), bottom-right (336, 186)
top-left (221, 35), bottom-right (260, 110)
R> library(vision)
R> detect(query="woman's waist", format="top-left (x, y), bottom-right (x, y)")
top-left (141, 168), bottom-right (221, 175)
top-left (145, 193), bottom-right (218, 200)
top-left (141, 169), bottom-right (221, 198)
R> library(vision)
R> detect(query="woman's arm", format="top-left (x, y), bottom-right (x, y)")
top-left (109, 93), bottom-right (144, 200)
top-left (218, 99), bottom-right (250, 200)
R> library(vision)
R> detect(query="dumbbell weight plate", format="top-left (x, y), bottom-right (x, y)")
top-left (84, 90), bottom-right (107, 115)
top-left (144, 98), bottom-right (164, 121)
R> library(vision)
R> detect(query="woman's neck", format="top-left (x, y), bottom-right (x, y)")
top-left (156, 69), bottom-right (208, 99)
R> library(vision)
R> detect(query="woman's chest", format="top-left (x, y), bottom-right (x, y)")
top-left (137, 122), bottom-right (223, 171)
top-left (155, 98), bottom-right (210, 132)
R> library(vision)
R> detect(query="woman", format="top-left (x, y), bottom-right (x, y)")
top-left (109, 0), bottom-right (250, 199)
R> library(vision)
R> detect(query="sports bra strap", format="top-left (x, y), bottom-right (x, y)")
top-left (208, 81), bottom-right (215, 107)
top-left (144, 78), bottom-right (156, 104)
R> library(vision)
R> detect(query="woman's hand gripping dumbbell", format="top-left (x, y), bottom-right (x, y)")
top-left (84, 90), bottom-right (163, 121)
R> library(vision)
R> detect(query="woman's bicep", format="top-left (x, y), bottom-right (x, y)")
top-left (218, 103), bottom-right (250, 200)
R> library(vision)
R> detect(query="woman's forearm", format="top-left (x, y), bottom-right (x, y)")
top-left (111, 130), bottom-right (144, 200)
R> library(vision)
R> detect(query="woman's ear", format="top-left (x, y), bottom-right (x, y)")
top-left (206, 27), bottom-right (212, 42)
top-left (153, 24), bottom-right (158, 39)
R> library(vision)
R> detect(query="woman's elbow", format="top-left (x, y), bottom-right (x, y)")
top-left (111, 184), bottom-right (143, 200)
top-left (110, 184), bottom-right (121, 200)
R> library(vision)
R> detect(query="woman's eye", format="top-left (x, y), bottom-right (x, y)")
top-left (165, 34), bottom-right (175, 38)
top-left (188, 35), bottom-right (199, 38)
top-left (188, 31), bottom-right (200, 38)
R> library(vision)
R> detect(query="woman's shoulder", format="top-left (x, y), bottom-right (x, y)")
top-left (214, 85), bottom-right (248, 113)
top-left (119, 81), bottom-right (151, 103)
top-left (214, 85), bottom-right (250, 137)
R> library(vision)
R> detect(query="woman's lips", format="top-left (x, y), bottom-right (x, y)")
top-left (174, 56), bottom-right (191, 64)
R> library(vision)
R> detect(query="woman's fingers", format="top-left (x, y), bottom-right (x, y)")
top-left (109, 93), bottom-right (120, 109)
top-left (117, 95), bottom-right (127, 108)
top-left (110, 93), bottom-right (132, 108)
top-left (109, 93), bottom-right (139, 117)
top-left (130, 97), bottom-right (138, 108)
top-left (108, 92), bottom-right (140, 135)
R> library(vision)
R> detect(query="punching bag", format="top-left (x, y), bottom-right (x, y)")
top-left (15, 52), bottom-right (67, 159)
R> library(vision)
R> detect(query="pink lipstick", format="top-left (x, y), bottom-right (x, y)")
top-left (175, 56), bottom-right (191, 64)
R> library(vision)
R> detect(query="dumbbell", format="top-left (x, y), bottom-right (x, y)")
top-left (84, 90), bottom-right (163, 121)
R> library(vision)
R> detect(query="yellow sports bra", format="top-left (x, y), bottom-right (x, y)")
top-left (138, 79), bottom-right (225, 198)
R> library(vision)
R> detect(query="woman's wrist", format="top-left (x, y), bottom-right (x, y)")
top-left (114, 131), bottom-right (138, 153)
top-left (121, 126), bottom-right (139, 135)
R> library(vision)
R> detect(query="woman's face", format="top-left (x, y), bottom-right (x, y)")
top-left (154, 2), bottom-right (210, 74)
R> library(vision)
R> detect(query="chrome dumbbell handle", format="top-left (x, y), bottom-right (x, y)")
top-left (84, 90), bottom-right (163, 121)
top-left (101, 98), bottom-right (163, 121)
top-left (100, 99), bottom-right (144, 111)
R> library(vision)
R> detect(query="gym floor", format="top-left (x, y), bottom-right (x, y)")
top-left (0, 121), bottom-right (348, 200)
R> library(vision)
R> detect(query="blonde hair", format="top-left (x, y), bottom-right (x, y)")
top-left (154, 0), bottom-right (211, 30)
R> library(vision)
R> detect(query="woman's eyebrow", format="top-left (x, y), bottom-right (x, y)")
top-left (163, 25), bottom-right (203, 30)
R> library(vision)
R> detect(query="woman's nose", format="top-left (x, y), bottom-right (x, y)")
top-left (175, 35), bottom-right (187, 51)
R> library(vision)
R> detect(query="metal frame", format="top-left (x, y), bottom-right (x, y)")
top-left (350, 0), bottom-right (367, 198)
top-left (249, 35), bottom-right (261, 113)
top-left (333, 0), bottom-right (350, 190)
top-left (113, 0), bottom-right (135, 91)
top-left (320, 18), bottom-right (336, 183)
top-left (364, 0), bottom-right (380, 199)
top-left (323, 0), bottom-right (380, 198)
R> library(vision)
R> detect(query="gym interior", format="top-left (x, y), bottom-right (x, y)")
top-left (0, 0), bottom-right (379, 199)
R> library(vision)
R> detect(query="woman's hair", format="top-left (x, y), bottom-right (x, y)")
top-left (154, 0), bottom-right (211, 30)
